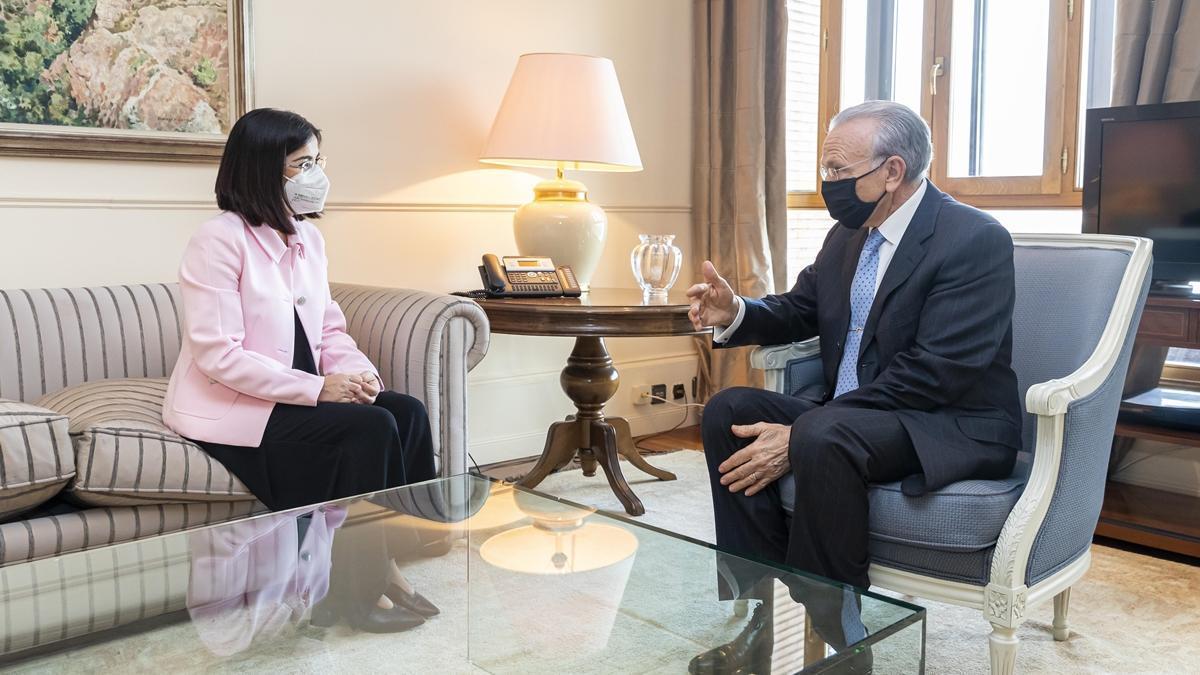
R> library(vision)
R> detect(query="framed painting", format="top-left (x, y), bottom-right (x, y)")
top-left (0, 0), bottom-right (251, 162)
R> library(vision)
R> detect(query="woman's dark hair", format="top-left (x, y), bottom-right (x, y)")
top-left (215, 108), bottom-right (322, 235)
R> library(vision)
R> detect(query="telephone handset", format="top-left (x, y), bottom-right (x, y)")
top-left (476, 254), bottom-right (582, 298)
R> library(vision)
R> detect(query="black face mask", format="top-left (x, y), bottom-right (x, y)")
top-left (821, 161), bottom-right (885, 230)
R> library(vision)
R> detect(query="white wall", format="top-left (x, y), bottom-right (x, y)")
top-left (0, 0), bottom-right (697, 465)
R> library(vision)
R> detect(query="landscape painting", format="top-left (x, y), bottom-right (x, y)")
top-left (0, 0), bottom-right (249, 161)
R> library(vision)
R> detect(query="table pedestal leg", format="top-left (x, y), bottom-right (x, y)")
top-left (575, 417), bottom-right (599, 476)
top-left (519, 420), bottom-right (580, 488)
top-left (610, 417), bottom-right (677, 481)
top-left (518, 336), bottom-right (677, 516)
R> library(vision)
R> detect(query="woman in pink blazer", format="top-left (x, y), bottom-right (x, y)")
top-left (164, 109), bottom-right (438, 631)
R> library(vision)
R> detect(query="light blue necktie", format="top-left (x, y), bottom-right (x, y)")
top-left (834, 229), bottom-right (886, 398)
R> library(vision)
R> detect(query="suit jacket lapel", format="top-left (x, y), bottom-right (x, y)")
top-left (860, 185), bottom-right (945, 351)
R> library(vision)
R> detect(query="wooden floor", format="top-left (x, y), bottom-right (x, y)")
top-left (479, 424), bottom-right (702, 480)
top-left (637, 424), bottom-right (703, 452)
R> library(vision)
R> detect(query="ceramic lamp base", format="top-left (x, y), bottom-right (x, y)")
top-left (513, 178), bottom-right (607, 291)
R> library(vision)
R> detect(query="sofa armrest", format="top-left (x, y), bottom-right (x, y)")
top-left (750, 338), bottom-right (822, 396)
top-left (330, 284), bottom-right (491, 476)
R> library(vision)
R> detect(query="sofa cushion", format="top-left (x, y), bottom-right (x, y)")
top-left (35, 379), bottom-right (254, 506)
top-left (0, 401), bottom-right (74, 520)
top-left (0, 500), bottom-right (265, 566)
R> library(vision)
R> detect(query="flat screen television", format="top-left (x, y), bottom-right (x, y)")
top-left (1082, 101), bottom-right (1200, 293)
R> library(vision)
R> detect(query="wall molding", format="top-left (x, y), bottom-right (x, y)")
top-left (0, 196), bottom-right (691, 215)
top-left (0, 197), bottom-right (217, 211)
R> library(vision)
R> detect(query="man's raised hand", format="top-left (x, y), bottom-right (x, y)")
top-left (686, 260), bottom-right (737, 331)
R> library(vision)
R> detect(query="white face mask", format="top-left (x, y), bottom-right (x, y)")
top-left (284, 164), bottom-right (330, 214)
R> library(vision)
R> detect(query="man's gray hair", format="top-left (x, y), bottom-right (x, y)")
top-left (831, 100), bottom-right (932, 183)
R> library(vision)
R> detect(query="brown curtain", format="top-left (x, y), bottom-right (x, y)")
top-left (691, 0), bottom-right (789, 402)
top-left (1112, 0), bottom-right (1200, 105)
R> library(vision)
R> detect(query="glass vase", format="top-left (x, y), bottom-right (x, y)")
top-left (630, 234), bottom-right (682, 302)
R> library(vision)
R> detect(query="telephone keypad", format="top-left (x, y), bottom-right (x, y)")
top-left (509, 270), bottom-right (563, 295)
top-left (508, 271), bottom-right (557, 284)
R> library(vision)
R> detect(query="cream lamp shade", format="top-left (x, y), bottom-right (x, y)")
top-left (481, 53), bottom-right (643, 291)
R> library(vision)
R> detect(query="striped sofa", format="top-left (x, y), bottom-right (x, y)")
top-left (0, 283), bottom-right (489, 568)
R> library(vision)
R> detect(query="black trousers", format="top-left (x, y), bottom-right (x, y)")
top-left (319, 478), bottom-right (493, 622)
top-left (197, 391), bottom-right (439, 621)
top-left (197, 390), bottom-right (437, 512)
top-left (702, 387), bottom-right (922, 647)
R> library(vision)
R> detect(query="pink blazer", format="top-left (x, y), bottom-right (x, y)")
top-left (163, 212), bottom-right (379, 447)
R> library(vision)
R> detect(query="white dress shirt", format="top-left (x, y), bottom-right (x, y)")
top-left (713, 179), bottom-right (928, 343)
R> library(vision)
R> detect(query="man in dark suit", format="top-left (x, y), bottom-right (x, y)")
top-left (687, 101), bottom-right (1021, 672)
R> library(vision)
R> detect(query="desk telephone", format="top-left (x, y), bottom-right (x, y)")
top-left (470, 254), bottom-right (582, 298)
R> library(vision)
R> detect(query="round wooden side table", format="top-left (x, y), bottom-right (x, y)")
top-left (473, 289), bottom-right (707, 516)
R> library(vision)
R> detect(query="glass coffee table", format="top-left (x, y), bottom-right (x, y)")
top-left (0, 476), bottom-right (924, 673)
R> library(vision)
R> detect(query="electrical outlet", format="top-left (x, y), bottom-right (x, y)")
top-left (672, 383), bottom-right (686, 401)
top-left (651, 384), bottom-right (667, 404)
top-left (632, 385), bottom-right (652, 406)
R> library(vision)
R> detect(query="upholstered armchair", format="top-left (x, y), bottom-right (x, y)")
top-left (751, 234), bottom-right (1152, 673)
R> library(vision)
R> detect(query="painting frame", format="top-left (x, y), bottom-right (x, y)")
top-left (0, 0), bottom-right (253, 163)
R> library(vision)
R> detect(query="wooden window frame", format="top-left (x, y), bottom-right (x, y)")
top-left (788, 0), bottom-right (1088, 211)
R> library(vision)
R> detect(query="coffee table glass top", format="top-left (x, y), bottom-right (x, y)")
top-left (0, 475), bottom-right (924, 673)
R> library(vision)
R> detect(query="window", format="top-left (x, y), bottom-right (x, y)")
top-left (839, 0), bottom-right (925, 116)
top-left (1076, 0), bottom-right (1117, 188)
top-left (945, 0), bottom-right (1052, 179)
top-left (787, 0), bottom-right (1115, 214)
top-left (786, 0), bottom-right (825, 197)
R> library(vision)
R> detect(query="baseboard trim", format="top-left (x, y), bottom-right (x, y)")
top-left (469, 406), bottom-right (699, 465)
top-left (476, 454), bottom-right (543, 474)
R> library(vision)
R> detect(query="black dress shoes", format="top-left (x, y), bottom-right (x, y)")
top-left (385, 585), bottom-right (440, 618)
top-left (310, 603), bottom-right (426, 633)
top-left (688, 602), bottom-right (774, 674)
top-left (352, 604), bottom-right (427, 633)
top-left (832, 645), bottom-right (874, 674)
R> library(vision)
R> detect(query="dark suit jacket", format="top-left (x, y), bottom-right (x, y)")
top-left (722, 182), bottom-right (1022, 494)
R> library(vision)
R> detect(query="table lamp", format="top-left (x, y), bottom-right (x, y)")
top-left (480, 53), bottom-right (643, 291)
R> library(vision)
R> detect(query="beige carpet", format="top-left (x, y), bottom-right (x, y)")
top-left (9, 451), bottom-right (1199, 673)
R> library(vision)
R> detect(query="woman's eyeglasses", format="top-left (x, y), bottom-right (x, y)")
top-left (287, 155), bottom-right (327, 173)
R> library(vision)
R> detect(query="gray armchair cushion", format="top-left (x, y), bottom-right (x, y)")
top-left (781, 474), bottom-right (1025, 583)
